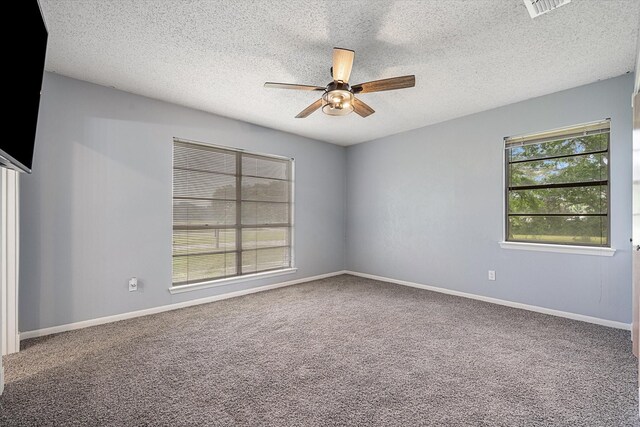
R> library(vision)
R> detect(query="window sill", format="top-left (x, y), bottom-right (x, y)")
top-left (499, 241), bottom-right (615, 256)
top-left (169, 267), bottom-right (298, 294)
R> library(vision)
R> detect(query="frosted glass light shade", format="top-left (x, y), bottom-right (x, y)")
top-left (322, 90), bottom-right (354, 116)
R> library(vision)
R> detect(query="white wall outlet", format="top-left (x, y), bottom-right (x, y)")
top-left (488, 270), bottom-right (496, 281)
top-left (128, 277), bottom-right (138, 292)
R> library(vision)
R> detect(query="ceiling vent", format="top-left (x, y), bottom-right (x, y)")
top-left (523, 0), bottom-right (571, 18)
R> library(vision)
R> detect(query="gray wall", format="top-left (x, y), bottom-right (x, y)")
top-left (20, 73), bottom-right (347, 332)
top-left (347, 74), bottom-right (634, 324)
top-left (21, 72), bottom-right (634, 332)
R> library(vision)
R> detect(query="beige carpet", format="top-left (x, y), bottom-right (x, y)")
top-left (1, 275), bottom-right (638, 426)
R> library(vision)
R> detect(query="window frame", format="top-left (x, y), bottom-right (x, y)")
top-left (503, 120), bottom-right (611, 248)
top-left (171, 138), bottom-right (295, 291)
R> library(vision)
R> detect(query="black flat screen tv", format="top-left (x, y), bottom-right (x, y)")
top-left (0, 1), bottom-right (47, 174)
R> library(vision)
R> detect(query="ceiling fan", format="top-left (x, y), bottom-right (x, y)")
top-left (264, 48), bottom-right (415, 118)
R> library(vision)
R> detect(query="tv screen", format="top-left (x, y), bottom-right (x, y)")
top-left (0, 1), bottom-right (47, 174)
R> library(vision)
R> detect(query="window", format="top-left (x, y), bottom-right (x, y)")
top-left (172, 139), bottom-right (293, 286)
top-left (504, 120), bottom-right (610, 247)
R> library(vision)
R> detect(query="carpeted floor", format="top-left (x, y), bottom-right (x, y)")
top-left (0, 275), bottom-right (638, 426)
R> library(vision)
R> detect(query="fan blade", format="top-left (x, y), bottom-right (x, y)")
top-left (351, 75), bottom-right (415, 94)
top-left (264, 82), bottom-right (325, 91)
top-left (295, 99), bottom-right (323, 118)
top-left (332, 48), bottom-right (355, 83)
top-left (352, 97), bottom-right (375, 118)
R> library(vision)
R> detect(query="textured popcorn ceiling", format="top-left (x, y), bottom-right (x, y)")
top-left (40, 0), bottom-right (640, 146)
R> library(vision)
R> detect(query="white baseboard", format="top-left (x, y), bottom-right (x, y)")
top-left (21, 270), bottom-right (347, 340)
top-left (20, 269), bottom-right (630, 341)
top-left (0, 364), bottom-right (4, 395)
top-left (345, 270), bottom-right (631, 331)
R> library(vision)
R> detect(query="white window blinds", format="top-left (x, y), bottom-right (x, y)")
top-left (173, 140), bottom-right (293, 286)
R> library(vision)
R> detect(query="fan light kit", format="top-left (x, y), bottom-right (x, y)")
top-left (322, 88), bottom-right (353, 116)
top-left (264, 47), bottom-right (415, 118)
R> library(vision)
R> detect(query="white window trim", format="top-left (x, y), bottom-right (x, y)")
top-left (171, 138), bottom-right (296, 290)
top-left (169, 267), bottom-right (298, 294)
top-left (501, 119), bottom-right (614, 254)
top-left (499, 241), bottom-right (615, 256)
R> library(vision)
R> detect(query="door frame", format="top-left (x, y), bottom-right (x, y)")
top-left (0, 167), bottom-right (19, 357)
top-left (633, 93), bottom-right (639, 357)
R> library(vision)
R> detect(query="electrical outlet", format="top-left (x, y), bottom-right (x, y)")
top-left (128, 277), bottom-right (138, 292)
top-left (488, 270), bottom-right (496, 281)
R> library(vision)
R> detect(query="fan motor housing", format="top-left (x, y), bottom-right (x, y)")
top-left (326, 81), bottom-right (351, 93)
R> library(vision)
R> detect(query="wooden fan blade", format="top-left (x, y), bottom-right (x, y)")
top-left (332, 48), bottom-right (355, 83)
top-left (264, 82), bottom-right (325, 91)
top-left (352, 75), bottom-right (415, 94)
top-left (352, 97), bottom-right (375, 118)
top-left (295, 99), bottom-right (323, 118)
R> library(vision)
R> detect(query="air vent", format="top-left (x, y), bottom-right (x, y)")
top-left (523, 0), bottom-right (571, 18)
